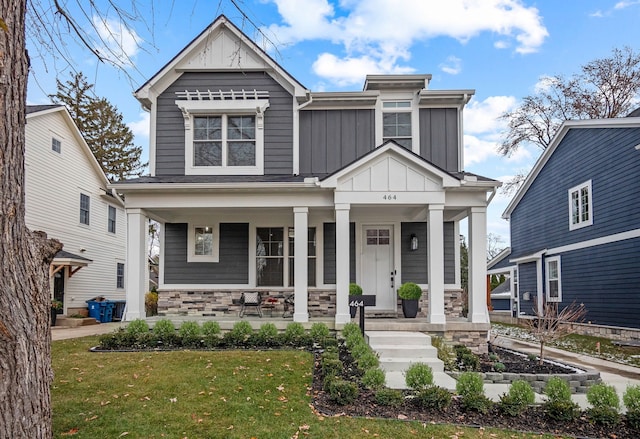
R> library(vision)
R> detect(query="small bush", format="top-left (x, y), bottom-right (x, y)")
top-left (328, 379), bottom-right (359, 405)
top-left (349, 283), bottom-right (363, 295)
top-left (310, 323), bottom-right (330, 343)
top-left (201, 321), bottom-right (221, 337)
top-left (252, 322), bottom-right (279, 346)
top-left (499, 380), bottom-right (535, 416)
top-left (454, 345), bottom-right (480, 371)
top-left (223, 320), bottom-right (253, 345)
top-left (586, 383), bottom-right (620, 425)
top-left (431, 336), bottom-right (456, 371)
top-left (361, 368), bottom-right (386, 390)
top-left (341, 322), bottom-right (362, 339)
top-left (153, 319), bottom-right (177, 344)
top-left (126, 319), bottom-right (149, 336)
top-left (375, 388), bottom-right (403, 407)
top-left (488, 353), bottom-right (499, 362)
top-left (623, 385), bottom-right (640, 430)
top-left (356, 351), bottom-right (379, 372)
top-left (397, 282), bottom-right (422, 300)
top-left (99, 329), bottom-right (137, 349)
top-left (281, 322), bottom-right (308, 345)
top-left (178, 321), bottom-right (202, 346)
top-left (405, 363), bottom-right (434, 392)
top-left (492, 362), bottom-right (506, 372)
top-left (456, 372), bottom-right (492, 413)
top-left (145, 291), bottom-right (158, 316)
top-left (321, 357), bottom-right (343, 379)
top-left (543, 377), bottom-right (579, 421)
top-left (416, 386), bottom-right (452, 410)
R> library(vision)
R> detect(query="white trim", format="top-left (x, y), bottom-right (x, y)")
top-left (568, 179), bottom-right (593, 231)
top-left (545, 255), bottom-right (562, 302)
top-left (547, 228), bottom-right (640, 255)
top-left (509, 249), bottom-right (546, 264)
top-left (187, 223), bottom-right (220, 263)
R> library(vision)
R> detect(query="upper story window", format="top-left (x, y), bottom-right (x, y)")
top-left (568, 180), bottom-right (593, 230)
top-left (108, 205), bottom-right (116, 234)
top-left (382, 101), bottom-right (412, 149)
top-left (51, 137), bottom-right (61, 153)
top-left (80, 194), bottom-right (90, 225)
top-left (176, 89), bottom-right (269, 176)
top-left (194, 115), bottom-right (255, 167)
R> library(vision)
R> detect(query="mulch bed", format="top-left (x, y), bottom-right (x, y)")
top-left (311, 346), bottom-right (637, 439)
top-left (480, 346), bottom-right (577, 374)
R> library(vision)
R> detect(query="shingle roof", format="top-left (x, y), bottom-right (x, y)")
top-left (113, 174), bottom-right (308, 184)
top-left (26, 104), bottom-right (63, 114)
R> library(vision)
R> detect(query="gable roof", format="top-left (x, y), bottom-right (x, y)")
top-left (135, 15), bottom-right (307, 109)
top-left (26, 105), bottom-right (124, 207)
top-left (502, 116), bottom-right (640, 219)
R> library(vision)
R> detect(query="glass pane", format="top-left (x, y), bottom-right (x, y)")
top-left (548, 261), bottom-right (557, 279)
top-left (308, 257), bottom-right (316, 287)
top-left (581, 187), bottom-right (589, 221)
top-left (270, 228), bottom-right (283, 241)
top-left (256, 258), bottom-right (283, 286)
top-left (378, 237), bottom-right (390, 245)
top-left (194, 142), bottom-right (221, 166)
top-left (366, 229), bottom-right (377, 237)
top-left (194, 227), bottom-right (213, 255)
top-left (367, 237), bottom-right (377, 245)
top-left (395, 138), bottom-right (412, 148)
top-left (228, 141), bottom-right (255, 166)
top-left (572, 191), bottom-right (579, 224)
top-left (549, 280), bottom-right (559, 298)
top-left (378, 229), bottom-right (389, 237)
top-left (228, 116), bottom-right (255, 140)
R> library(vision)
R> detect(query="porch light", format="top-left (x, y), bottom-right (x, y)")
top-left (410, 233), bottom-right (418, 251)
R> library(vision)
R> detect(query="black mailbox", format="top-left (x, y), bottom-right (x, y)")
top-left (348, 295), bottom-right (376, 335)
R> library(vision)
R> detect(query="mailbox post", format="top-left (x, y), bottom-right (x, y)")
top-left (348, 294), bottom-right (376, 336)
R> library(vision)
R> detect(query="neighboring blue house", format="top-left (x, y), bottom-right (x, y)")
top-left (491, 112), bottom-right (640, 329)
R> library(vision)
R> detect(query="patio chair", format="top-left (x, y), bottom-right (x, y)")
top-left (240, 291), bottom-right (262, 318)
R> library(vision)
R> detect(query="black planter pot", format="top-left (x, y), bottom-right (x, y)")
top-left (51, 308), bottom-right (58, 326)
top-left (350, 306), bottom-right (357, 318)
top-left (401, 299), bottom-right (419, 318)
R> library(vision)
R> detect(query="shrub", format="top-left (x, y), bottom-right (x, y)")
top-left (341, 322), bottom-right (362, 340)
top-left (178, 321), bottom-right (202, 346)
top-left (543, 377), bottom-right (579, 421)
top-left (126, 319), bottom-right (149, 336)
top-left (405, 363), bottom-right (434, 392)
top-left (456, 372), bottom-right (492, 413)
top-left (397, 282), bottom-right (422, 300)
top-left (153, 319), bottom-right (177, 344)
top-left (492, 362), bottom-right (506, 372)
top-left (454, 345), bottom-right (480, 371)
top-left (586, 383), bottom-right (620, 426)
top-left (145, 291), bottom-right (158, 316)
top-left (201, 321), bottom-right (221, 337)
top-left (223, 320), bottom-right (253, 345)
top-left (623, 385), bottom-right (640, 430)
top-left (356, 351), bottom-right (379, 373)
top-left (310, 322), bottom-right (331, 344)
top-left (327, 379), bottom-right (359, 405)
top-left (431, 336), bottom-right (456, 371)
top-left (280, 322), bottom-right (308, 345)
top-left (416, 386), bottom-right (452, 410)
top-left (251, 322), bottom-right (279, 346)
top-left (361, 368), bottom-right (386, 390)
top-left (100, 328), bottom-right (137, 349)
top-left (499, 380), bottom-right (535, 416)
top-left (488, 352), bottom-right (499, 362)
top-left (375, 388), bottom-right (403, 407)
top-left (321, 357), bottom-right (343, 379)
top-left (349, 283), bottom-right (363, 295)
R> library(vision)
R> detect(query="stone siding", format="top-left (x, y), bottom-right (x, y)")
top-left (448, 370), bottom-right (601, 394)
top-left (397, 288), bottom-right (465, 318)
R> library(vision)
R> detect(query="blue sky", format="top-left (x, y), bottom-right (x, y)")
top-left (26, 0), bottom-right (640, 245)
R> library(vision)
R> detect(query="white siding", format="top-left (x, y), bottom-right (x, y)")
top-left (25, 110), bottom-right (127, 312)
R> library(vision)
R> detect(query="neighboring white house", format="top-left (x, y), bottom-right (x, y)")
top-left (25, 105), bottom-right (127, 315)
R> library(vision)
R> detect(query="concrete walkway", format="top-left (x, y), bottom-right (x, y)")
top-left (51, 322), bottom-right (123, 341)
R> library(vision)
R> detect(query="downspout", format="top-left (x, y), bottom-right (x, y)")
top-left (293, 91), bottom-right (313, 175)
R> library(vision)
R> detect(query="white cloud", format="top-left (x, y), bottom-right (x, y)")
top-left (92, 16), bottom-right (142, 68)
top-left (266, 0), bottom-right (548, 85)
top-left (312, 53), bottom-right (415, 86)
top-left (439, 56), bottom-right (462, 75)
top-left (614, 1), bottom-right (640, 9)
top-left (464, 134), bottom-right (500, 166)
top-left (464, 96), bottom-right (517, 135)
top-left (128, 112), bottom-right (150, 140)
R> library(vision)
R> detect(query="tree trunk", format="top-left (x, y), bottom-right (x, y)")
top-left (0, 1), bottom-right (62, 437)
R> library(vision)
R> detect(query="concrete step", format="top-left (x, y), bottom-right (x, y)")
top-left (368, 343), bottom-right (438, 358)
top-left (379, 357), bottom-right (444, 372)
top-left (366, 330), bottom-right (433, 346)
top-left (385, 371), bottom-right (457, 391)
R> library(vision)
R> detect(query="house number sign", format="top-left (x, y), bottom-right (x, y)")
top-left (382, 194), bottom-right (397, 201)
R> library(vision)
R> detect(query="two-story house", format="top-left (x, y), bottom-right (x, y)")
top-left (25, 105), bottom-right (127, 317)
top-left (113, 15), bottom-right (500, 349)
top-left (490, 111), bottom-right (640, 333)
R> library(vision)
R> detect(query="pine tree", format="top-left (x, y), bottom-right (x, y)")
top-left (50, 72), bottom-right (147, 181)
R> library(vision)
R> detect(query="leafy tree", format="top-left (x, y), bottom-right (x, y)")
top-left (50, 72), bottom-right (147, 181)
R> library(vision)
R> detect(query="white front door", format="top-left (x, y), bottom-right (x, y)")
top-left (361, 225), bottom-right (395, 310)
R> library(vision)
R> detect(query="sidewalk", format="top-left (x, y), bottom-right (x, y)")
top-left (51, 321), bottom-right (122, 341)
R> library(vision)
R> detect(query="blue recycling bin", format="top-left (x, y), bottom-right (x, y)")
top-left (87, 301), bottom-right (102, 321)
top-left (100, 302), bottom-right (115, 323)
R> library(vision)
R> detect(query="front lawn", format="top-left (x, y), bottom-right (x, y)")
top-left (52, 337), bottom-right (558, 438)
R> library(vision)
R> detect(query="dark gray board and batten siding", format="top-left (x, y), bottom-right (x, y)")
top-left (419, 108), bottom-right (459, 172)
top-left (155, 72), bottom-right (294, 176)
top-left (401, 222), bottom-right (456, 284)
top-left (322, 223), bottom-right (356, 284)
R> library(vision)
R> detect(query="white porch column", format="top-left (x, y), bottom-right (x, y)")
top-left (125, 208), bottom-right (148, 320)
top-left (293, 207), bottom-right (309, 322)
top-left (427, 204), bottom-right (446, 324)
top-left (335, 203), bottom-right (351, 324)
top-left (468, 207), bottom-right (489, 323)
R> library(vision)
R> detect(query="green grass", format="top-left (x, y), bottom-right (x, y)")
top-left (552, 333), bottom-right (640, 367)
top-left (52, 337), bottom-right (562, 438)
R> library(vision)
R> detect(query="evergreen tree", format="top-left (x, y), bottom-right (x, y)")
top-left (50, 72), bottom-right (147, 181)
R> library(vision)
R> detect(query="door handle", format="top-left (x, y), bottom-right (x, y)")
top-left (390, 271), bottom-right (395, 288)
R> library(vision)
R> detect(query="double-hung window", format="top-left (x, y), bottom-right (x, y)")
top-left (116, 263), bottom-right (125, 289)
top-left (288, 227), bottom-right (317, 287)
top-left (382, 101), bottom-right (412, 149)
top-left (187, 223), bottom-right (219, 263)
top-left (568, 180), bottom-right (593, 230)
top-left (51, 137), bottom-right (61, 153)
top-left (545, 256), bottom-right (561, 302)
top-left (176, 89), bottom-right (269, 175)
top-left (80, 194), bottom-right (90, 225)
top-left (108, 206), bottom-right (116, 233)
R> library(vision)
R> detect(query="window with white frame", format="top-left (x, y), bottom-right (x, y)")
top-left (176, 90), bottom-right (269, 175)
top-left (288, 227), bottom-right (317, 287)
top-left (108, 205), bottom-right (116, 234)
top-left (382, 101), bottom-right (412, 148)
top-left (187, 223), bottom-right (219, 263)
top-left (545, 256), bottom-right (561, 302)
top-left (256, 227), bottom-right (284, 287)
top-left (79, 194), bottom-right (90, 225)
top-left (51, 137), bottom-right (61, 153)
top-left (568, 180), bottom-right (593, 230)
top-left (116, 262), bottom-right (125, 289)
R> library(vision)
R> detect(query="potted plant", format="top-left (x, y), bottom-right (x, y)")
top-left (51, 299), bottom-right (63, 326)
top-left (349, 283), bottom-right (363, 318)
top-left (398, 282), bottom-right (422, 318)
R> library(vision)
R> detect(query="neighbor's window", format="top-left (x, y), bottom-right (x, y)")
top-left (568, 180), bottom-right (593, 230)
top-left (256, 227), bottom-right (284, 287)
top-left (545, 256), bottom-right (561, 302)
top-left (52, 137), bottom-right (61, 153)
top-left (108, 205), bottom-right (116, 234)
top-left (79, 194), bottom-right (90, 225)
top-left (193, 115), bottom-right (256, 167)
top-left (383, 101), bottom-right (412, 148)
top-left (288, 227), bottom-right (317, 287)
top-left (116, 263), bottom-right (125, 289)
